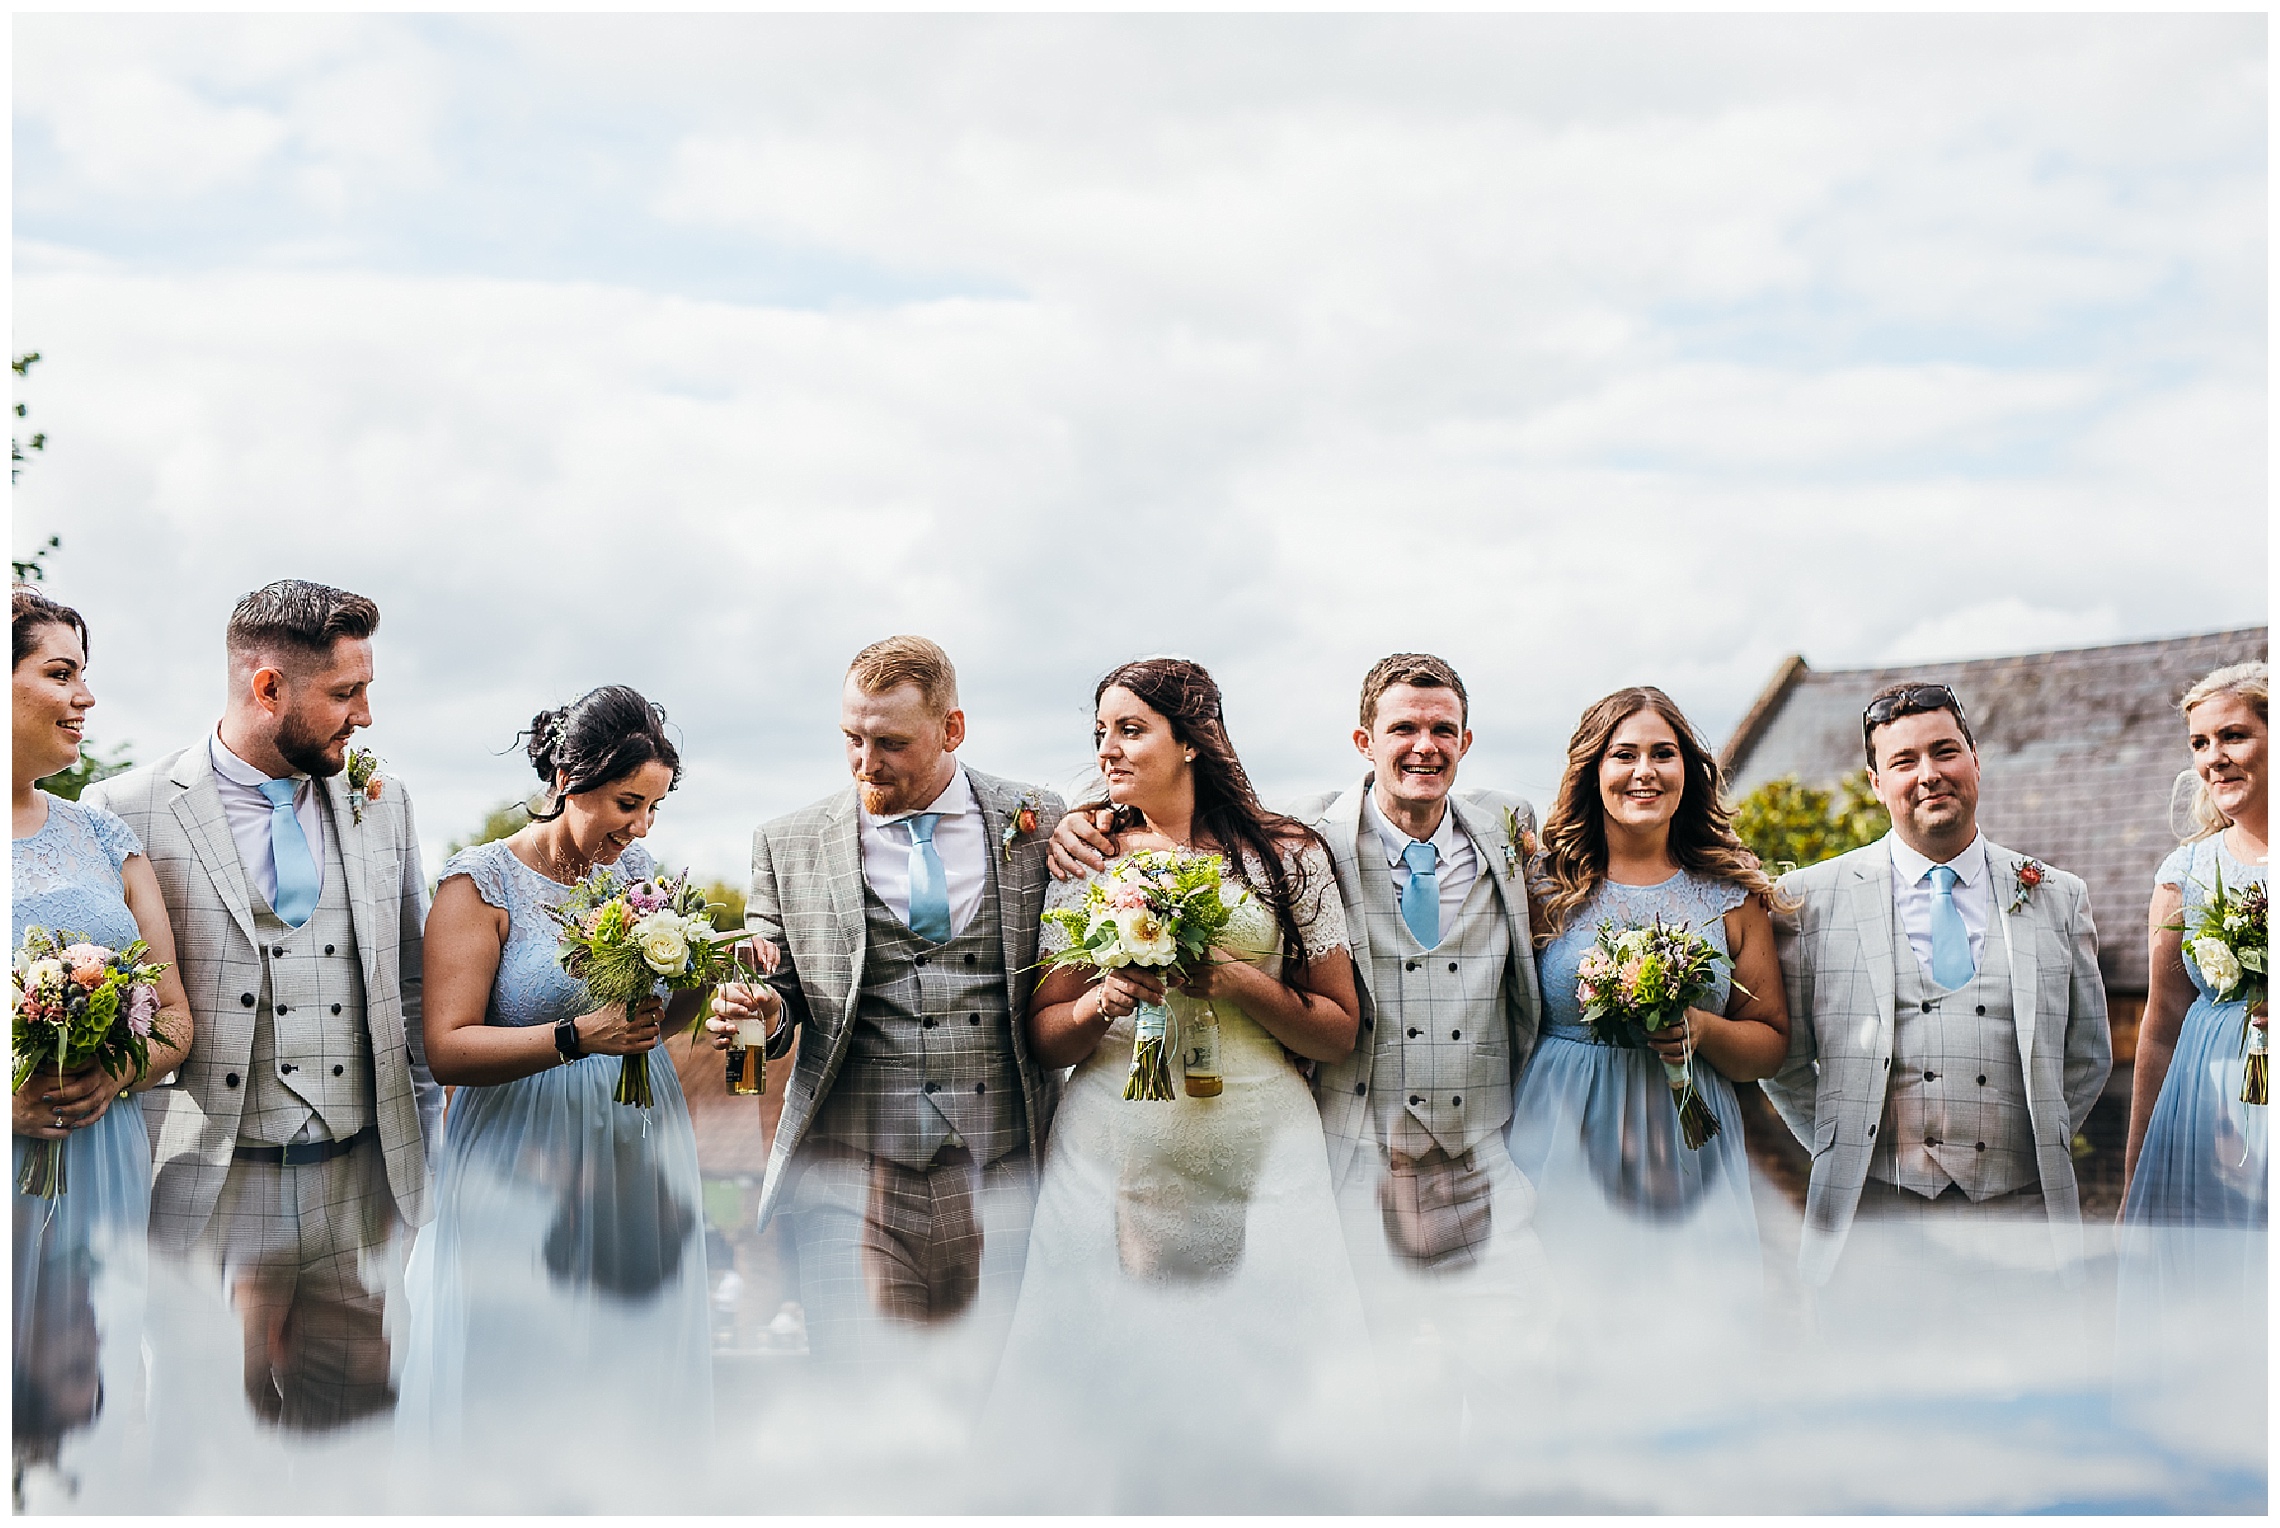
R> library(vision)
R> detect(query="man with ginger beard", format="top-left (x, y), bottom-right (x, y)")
top-left (86, 580), bottom-right (440, 1432)
top-left (708, 636), bottom-right (1062, 1394)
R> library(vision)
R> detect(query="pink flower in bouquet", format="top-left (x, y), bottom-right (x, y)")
top-left (1618, 957), bottom-right (1645, 1002)
top-left (625, 883), bottom-right (665, 915)
top-left (63, 943), bottom-right (112, 988)
top-left (1111, 885), bottom-right (1150, 911)
top-left (125, 984), bottom-right (159, 1038)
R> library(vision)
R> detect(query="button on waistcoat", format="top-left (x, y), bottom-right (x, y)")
top-left (240, 801), bottom-right (374, 1146)
top-left (1355, 849), bottom-right (1513, 1157)
top-left (810, 874), bottom-right (1027, 1170)
top-left (1873, 914), bottom-right (2037, 1200)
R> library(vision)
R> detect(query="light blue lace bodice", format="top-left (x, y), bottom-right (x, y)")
top-left (2158, 836), bottom-right (2268, 1006)
top-left (12, 793), bottom-right (144, 951)
top-left (1538, 869), bottom-right (1748, 1040)
top-left (438, 839), bottom-right (659, 1028)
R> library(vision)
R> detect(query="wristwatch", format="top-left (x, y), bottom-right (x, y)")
top-left (553, 1017), bottom-right (584, 1062)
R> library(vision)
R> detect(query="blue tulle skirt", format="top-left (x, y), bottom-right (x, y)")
top-left (1507, 1030), bottom-right (1763, 1366)
top-left (397, 1049), bottom-right (712, 1455)
top-left (2113, 995), bottom-right (2267, 1450)
top-left (12, 1094), bottom-right (151, 1462)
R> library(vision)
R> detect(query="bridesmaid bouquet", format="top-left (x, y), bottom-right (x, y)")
top-left (1040, 848), bottom-right (1246, 1101)
top-left (549, 869), bottom-right (759, 1109)
top-left (10, 926), bottom-right (173, 1198)
top-left (1574, 918), bottom-right (1733, 1150)
top-left (2172, 868), bottom-right (2269, 1105)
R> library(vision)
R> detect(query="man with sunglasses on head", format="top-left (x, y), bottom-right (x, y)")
top-left (1762, 682), bottom-right (2109, 1340)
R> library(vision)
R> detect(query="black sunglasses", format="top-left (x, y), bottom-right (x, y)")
top-left (1863, 683), bottom-right (1968, 730)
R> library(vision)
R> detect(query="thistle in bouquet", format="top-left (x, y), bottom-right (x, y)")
top-left (1574, 916), bottom-right (1736, 1149)
top-left (549, 868), bottom-right (760, 1108)
top-left (1040, 848), bottom-right (1247, 1100)
top-left (2168, 866), bottom-right (2270, 1105)
top-left (10, 926), bottom-right (175, 1198)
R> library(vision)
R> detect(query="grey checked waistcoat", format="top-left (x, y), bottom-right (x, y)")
top-left (807, 878), bottom-right (1027, 1171)
top-left (1872, 915), bottom-right (2036, 1200)
top-left (1354, 849), bottom-right (1516, 1158)
top-left (238, 800), bottom-right (375, 1147)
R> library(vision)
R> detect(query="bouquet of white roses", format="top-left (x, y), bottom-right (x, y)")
top-left (1040, 848), bottom-right (1247, 1101)
top-left (1574, 917), bottom-right (1735, 1150)
top-left (11, 926), bottom-right (176, 1197)
top-left (549, 868), bottom-right (757, 1108)
top-left (2170, 867), bottom-right (2269, 1105)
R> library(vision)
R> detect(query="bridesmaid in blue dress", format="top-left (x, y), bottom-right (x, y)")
top-left (10, 588), bottom-right (193, 1481)
top-left (2117, 662), bottom-right (2267, 1452)
top-left (398, 687), bottom-right (747, 1461)
top-left (1507, 687), bottom-right (1788, 1379)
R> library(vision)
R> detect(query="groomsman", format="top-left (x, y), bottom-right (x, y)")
top-left (87, 580), bottom-right (440, 1430)
top-left (1762, 681), bottom-right (2109, 1324)
top-left (1051, 652), bottom-right (1556, 1417)
top-left (710, 636), bottom-right (1062, 1390)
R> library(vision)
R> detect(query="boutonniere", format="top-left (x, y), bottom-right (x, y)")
top-left (1500, 807), bottom-right (1538, 881)
top-left (344, 747), bottom-right (385, 825)
top-left (1001, 791), bottom-right (1042, 862)
top-left (2006, 857), bottom-right (2047, 914)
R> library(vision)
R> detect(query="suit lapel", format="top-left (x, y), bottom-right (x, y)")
top-left (167, 746), bottom-right (258, 944)
top-left (1853, 840), bottom-right (1900, 1025)
top-left (324, 775), bottom-right (387, 1013)
top-left (1325, 777), bottom-right (1375, 999)
top-left (1449, 794), bottom-right (1527, 947)
top-left (968, 771), bottom-right (1028, 1011)
top-left (1985, 840), bottom-right (2038, 1080)
top-left (821, 788), bottom-right (867, 1028)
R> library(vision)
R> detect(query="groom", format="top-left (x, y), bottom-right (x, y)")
top-left (1763, 681), bottom-right (2109, 1346)
top-left (86, 579), bottom-right (440, 1431)
top-left (713, 636), bottom-right (1062, 1389)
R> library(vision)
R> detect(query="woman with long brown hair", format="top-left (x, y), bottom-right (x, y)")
top-left (988, 657), bottom-right (1370, 1444)
top-left (1505, 686), bottom-right (1788, 1365)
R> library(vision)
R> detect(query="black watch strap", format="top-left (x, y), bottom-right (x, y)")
top-left (554, 1017), bottom-right (583, 1061)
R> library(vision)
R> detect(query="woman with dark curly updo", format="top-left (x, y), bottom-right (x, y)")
top-left (397, 685), bottom-right (773, 1455)
top-left (1504, 686), bottom-right (1788, 1384)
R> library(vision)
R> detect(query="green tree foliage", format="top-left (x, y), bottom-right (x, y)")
top-left (445, 798), bottom-right (536, 859)
top-left (13, 351), bottom-right (47, 488)
top-left (1730, 771), bottom-right (1889, 874)
top-left (37, 739), bottom-right (135, 802)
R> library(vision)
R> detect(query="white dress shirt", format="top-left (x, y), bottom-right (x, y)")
top-left (208, 731), bottom-right (327, 910)
top-left (857, 763), bottom-right (987, 938)
top-left (1363, 782), bottom-right (1478, 938)
top-left (1887, 831), bottom-right (1990, 978)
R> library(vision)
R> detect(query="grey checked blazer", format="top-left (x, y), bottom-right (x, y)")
top-left (745, 766), bottom-right (1065, 1230)
top-left (1762, 833), bottom-right (2111, 1286)
top-left (86, 744), bottom-right (440, 1248)
top-left (1287, 779), bottom-right (1544, 1191)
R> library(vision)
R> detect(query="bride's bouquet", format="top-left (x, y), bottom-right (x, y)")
top-left (2170, 866), bottom-right (2269, 1105)
top-left (1041, 848), bottom-right (1245, 1101)
top-left (1574, 917), bottom-right (1733, 1150)
top-left (10, 926), bottom-right (175, 1198)
top-left (549, 868), bottom-right (759, 1108)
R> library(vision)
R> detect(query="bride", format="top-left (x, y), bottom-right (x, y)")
top-left (985, 658), bottom-right (1370, 1486)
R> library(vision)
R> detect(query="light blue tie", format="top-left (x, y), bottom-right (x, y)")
top-left (1927, 864), bottom-right (1974, 989)
top-left (258, 777), bottom-right (320, 929)
top-left (906, 813), bottom-right (952, 943)
top-left (1400, 840), bottom-right (1440, 950)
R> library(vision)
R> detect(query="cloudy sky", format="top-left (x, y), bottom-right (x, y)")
top-left (13, 14), bottom-right (2267, 882)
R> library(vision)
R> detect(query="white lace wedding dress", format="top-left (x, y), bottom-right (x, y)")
top-left (984, 844), bottom-right (1372, 1483)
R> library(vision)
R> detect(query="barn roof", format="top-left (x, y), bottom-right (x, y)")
top-left (1720, 626), bottom-right (2268, 994)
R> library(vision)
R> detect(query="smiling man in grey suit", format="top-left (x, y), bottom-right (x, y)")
top-left (1763, 681), bottom-right (2109, 1337)
top-left (710, 635), bottom-right (1061, 1394)
top-left (86, 580), bottom-right (440, 1431)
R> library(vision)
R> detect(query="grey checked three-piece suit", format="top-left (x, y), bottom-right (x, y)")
top-left (744, 765), bottom-right (1063, 1368)
top-left (1762, 834), bottom-right (2111, 1287)
top-left (87, 742), bottom-right (440, 1427)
